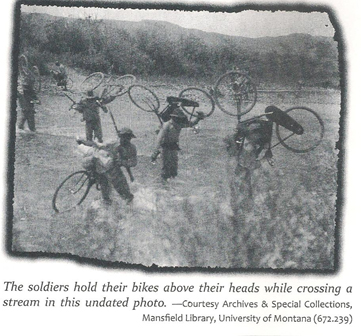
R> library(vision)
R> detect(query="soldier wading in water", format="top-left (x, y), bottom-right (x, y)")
top-left (77, 127), bottom-right (137, 205)
top-left (224, 120), bottom-right (271, 209)
top-left (151, 108), bottom-right (204, 181)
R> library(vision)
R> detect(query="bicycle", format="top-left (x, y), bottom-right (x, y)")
top-left (53, 131), bottom-right (135, 213)
top-left (63, 73), bottom-right (135, 110)
top-left (52, 169), bottom-right (102, 213)
top-left (235, 105), bottom-right (324, 161)
top-left (128, 84), bottom-right (214, 125)
top-left (62, 75), bottom-right (136, 149)
top-left (213, 70), bottom-right (258, 119)
top-left (79, 72), bottom-right (136, 94)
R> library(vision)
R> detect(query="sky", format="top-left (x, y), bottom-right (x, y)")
top-left (21, 4), bottom-right (335, 38)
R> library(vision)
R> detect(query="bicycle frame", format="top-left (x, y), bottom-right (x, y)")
top-left (72, 170), bottom-right (100, 194)
top-left (152, 97), bottom-right (200, 125)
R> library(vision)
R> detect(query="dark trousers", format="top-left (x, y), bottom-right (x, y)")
top-left (85, 118), bottom-right (103, 143)
top-left (99, 165), bottom-right (133, 202)
top-left (161, 148), bottom-right (179, 179)
top-left (233, 166), bottom-right (253, 199)
top-left (17, 93), bottom-right (36, 131)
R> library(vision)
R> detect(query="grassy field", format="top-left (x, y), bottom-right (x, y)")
top-left (11, 72), bottom-right (341, 270)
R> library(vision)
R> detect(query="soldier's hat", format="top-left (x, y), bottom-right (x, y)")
top-left (117, 127), bottom-right (136, 138)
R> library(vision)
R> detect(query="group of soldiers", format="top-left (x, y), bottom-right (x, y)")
top-left (16, 60), bottom-right (209, 207)
top-left (74, 91), bottom-right (205, 204)
top-left (17, 59), bottom-right (267, 208)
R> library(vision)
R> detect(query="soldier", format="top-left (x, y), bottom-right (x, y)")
top-left (151, 108), bottom-right (204, 180)
top-left (73, 90), bottom-right (116, 143)
top-left (51, 61), bottom-right (68, 89)
top-left (78, 127), bottom-right (137, 205)
top-left (17, 65), bottom-right (39, 132)
top-left (224, 120), bottom-right (272, 202)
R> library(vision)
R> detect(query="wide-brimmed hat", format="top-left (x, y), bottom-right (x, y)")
top-left (117, 127), bottom-right (136, 138)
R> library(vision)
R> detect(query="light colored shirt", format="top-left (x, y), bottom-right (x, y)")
top-left (155, 120), bottom-right (182, 151)
top-left (155, 118), bottom-right (198, 151)
top-left (78, 141), bottom-right (137, 173)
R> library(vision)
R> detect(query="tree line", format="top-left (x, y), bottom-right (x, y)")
top-left (19, 13), bottom-right (340, 88)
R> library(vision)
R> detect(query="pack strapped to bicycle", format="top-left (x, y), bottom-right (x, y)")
top-left (158, 96), bottom-right (199, 123)
top-left (265, 105), bottom-right (304, 135)
top-left (166, 96), bottom-right (199, 107)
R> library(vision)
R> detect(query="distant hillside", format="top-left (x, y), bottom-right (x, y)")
top-left (18, 12), bottom-right (340, 88)
top-left (110, 18), bottom-right (335, 55)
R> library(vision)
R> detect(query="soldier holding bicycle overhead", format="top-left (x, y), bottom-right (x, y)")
top-left (225, 120), bottom-right (272, 200)
top-left (151, 108), bottom-right (205, 181)
top-left (73, 90), bottom-right (117, 143)
top-left (17, 64), bottom-right (40, 132)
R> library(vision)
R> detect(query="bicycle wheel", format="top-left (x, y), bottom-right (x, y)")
top-left (178, 87), bottom-right (215, 117)
top-left (128, 84), bottom-right (160, 112)
top-left (109, 74), bottom-right (136, 87)
top-left (80, 72), bottom-right (104, 92)
top-left (214, 71), bottom-right (257, 116)
top-left (52, 171), bottom-right (93, 213)
top-left (19, 54), bottom-right (29, 75)
top-left (275, 107), bottom-right (324, 153)
top-left (31, 66), bottom-right (41, 93)
top-left (103, 74), bottom-right (136, 97)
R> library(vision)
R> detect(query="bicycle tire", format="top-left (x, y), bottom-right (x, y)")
top-left (52, 170), bottom-right (93, 213)
top-left (128, 84), bottom-right (160, 112)
top-left (103, 74), bottom-right (136, 97)
top-left (178, 87), bottom-right (215, 117)
top-left (275, 107), bottom-right (324, 153)
top-left (213, 71), bottom-right (257, 117)
top-left (105, 74), bottom-right (135, 87)
top-left (31, 65), bottom-right (41, 93)
top-left (80, 72), bottom-right (104, 92)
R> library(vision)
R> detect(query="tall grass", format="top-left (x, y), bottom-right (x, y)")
top-left (11, 82), bottom-right (338, 270)
top-left (40, 158), bottom-right (335, 269)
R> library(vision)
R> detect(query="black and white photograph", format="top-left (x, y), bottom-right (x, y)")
top-left (9, 1), bottom-right (341, 270)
